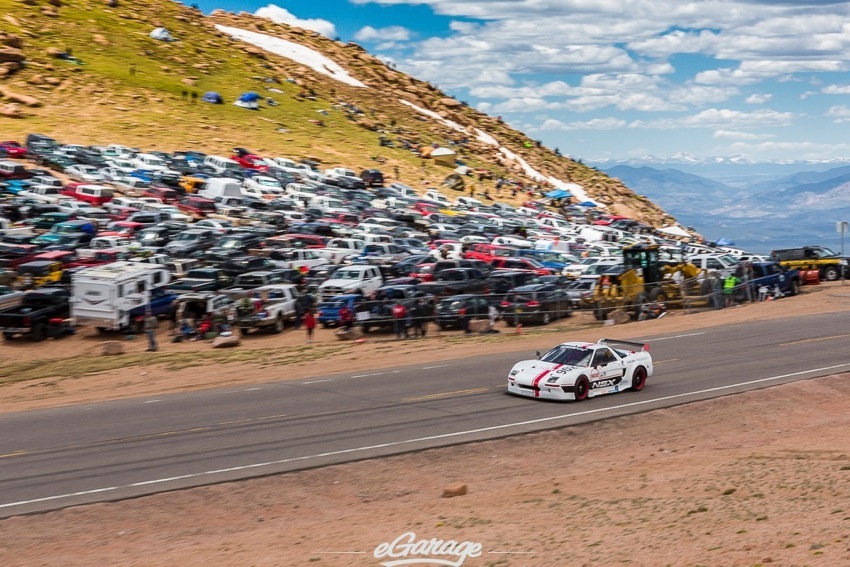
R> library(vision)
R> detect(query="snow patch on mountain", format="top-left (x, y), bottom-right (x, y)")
top-left (214, 25), bottom-right (366, 88)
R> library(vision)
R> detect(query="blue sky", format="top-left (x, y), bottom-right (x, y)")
top-left (193, 1), bottom-right (850, 163)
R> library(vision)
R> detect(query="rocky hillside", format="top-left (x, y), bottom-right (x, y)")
top-left (0, 0), bottom-right (680, 229)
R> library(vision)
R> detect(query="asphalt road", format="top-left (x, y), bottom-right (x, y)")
top-left (1, 311), bottom-right (849, 517)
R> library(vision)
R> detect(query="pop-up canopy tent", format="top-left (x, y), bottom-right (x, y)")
top-left (658, 225), bottom-right (691, 238)
top-left (546, 188), bottom-right (572, 199)
top-left (234, 91), bottom-right (261, 110)
top-left (149, 27), bottom-right (174, 42)
top-left (201, 91), bottom-right (223, 104)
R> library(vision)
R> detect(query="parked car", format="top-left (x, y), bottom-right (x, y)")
top-left (434, 294), bottom-right (491, 329)
top-left (500, 283), bottom-right (572, 326)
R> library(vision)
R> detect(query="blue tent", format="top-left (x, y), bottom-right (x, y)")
top-left (238, 92), bottom-right (261, 102)
top-left (713, 237), bottom-right (735, 247)
top-left (578, 201), bottom-right (597, 207)
top-left (546, 188), bottom-right (572, 199)
top-left (201, 91), bottom-right (223, 104)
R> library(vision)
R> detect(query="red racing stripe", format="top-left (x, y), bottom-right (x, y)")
top-left (531, 364), bottom-right (563, 398)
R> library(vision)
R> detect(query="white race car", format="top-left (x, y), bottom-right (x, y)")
top-left (507, 339), bottom-right (653, 401)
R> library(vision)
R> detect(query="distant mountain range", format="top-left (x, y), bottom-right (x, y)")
top-left (592, 158), bottom-right (850, 253)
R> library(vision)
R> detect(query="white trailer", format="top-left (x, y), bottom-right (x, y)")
top-left (71, 261), bottom-right (173, 331)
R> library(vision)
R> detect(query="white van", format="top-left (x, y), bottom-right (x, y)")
top-left (140, 202), bottom-right (192, 222)
top-left (197, 178), bottom-right (243, 200)
top-left (132, 153), bottom-right (169, 171)
top-left (203, 155), bottom-right (243, 175)
top-left (422, 190), bottom-right (450, 207)
top-left (311, 195), bottom-right (348, 212)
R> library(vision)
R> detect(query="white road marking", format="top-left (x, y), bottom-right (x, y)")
top-left (422, 364), bottom-right (448, 369)
top-left (4, 361), bottom-right (848, 512)
top-left (245, 387), bottom-right (262, 391)
top-left (143, 400), bottom-right (160, 404)
top-left (642, 332), bottom-right (705, 341)
top-left (303, 379), bottom-right (333, 385)
top-left (350, 372), bottom-right (384, 378)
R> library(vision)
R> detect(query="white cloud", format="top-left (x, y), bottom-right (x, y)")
top-left (631, 108), bottom-right (796, 130)
top-left (254, 4), bottom-right (337, 38)
top-left (354, 25), bottom-right (411, 42)
top-left (745, 93), bottom-right (772, 104)
top-left (713, 129), bottom-right (773, 140)
top-left (539, 117), bottom-right (628, 132)
top-left (822, 85), bottom-right (850, 95)
top-left (827, 105), bottom-right (850, 123)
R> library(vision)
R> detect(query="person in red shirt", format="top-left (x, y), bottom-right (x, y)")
top-left (391, 301), bottom-right (408, 340)
top-left (304, 308), bottom-right (316, 344)
top-left (339, 305), bottom-right (354, 330)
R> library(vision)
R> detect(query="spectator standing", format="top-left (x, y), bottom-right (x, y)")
top-left (410, 299), bottom-right (426, 338)
top-left (488, 303), bottom-right (500, 331)
top-left (458, 305), bottom-right (471, 335)
top-left (304, 309), bottom-right (316, 344)
top-left (144, 312), bottom-right (159, 352)
top-left (723, 273), bottom-right (740, 307)
top-left (339, 305), bottom-right (354, 330)
top-left (392, 301), bottom-right (408, 340)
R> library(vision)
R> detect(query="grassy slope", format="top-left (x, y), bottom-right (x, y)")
top-left (0, 0), bottom-right (679, 226)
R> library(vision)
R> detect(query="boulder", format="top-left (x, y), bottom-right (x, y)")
top-left (100, 341), bottom-right (124, 356)
top-left (92, 34), bottom-right (110, 46)
top-left (0, 47), bottom-right (24, 63)
top-left (26, 74), bottom-right (44, 85)
top-left (441, 483), bottom-right (468, 498)
top-left (468, 319), bottom-right (490, 333)
top-left (2, 34), bottom-right (22, 49)
top-left (211, 334), bottom-right (240, 348)
top-left (438, 97), bottom-right (462, 108)
top-left (606, 309), bottom-right (631, 325)
top-left (0, 88), bottom-right (42, 107)
top-left (0, 103), bottom-right (26, 118)
top-left (334, 326), bottom-right (363, 341)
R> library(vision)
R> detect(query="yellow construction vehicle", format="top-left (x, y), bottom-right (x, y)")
top-left (590, 243), bottom-right (705, 320)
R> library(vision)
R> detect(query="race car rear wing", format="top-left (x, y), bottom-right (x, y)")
top-left (598, 338), bottom-right (649, 351)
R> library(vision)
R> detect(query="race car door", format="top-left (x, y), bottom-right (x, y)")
top-left (589, 347), bottom-right (626, 391)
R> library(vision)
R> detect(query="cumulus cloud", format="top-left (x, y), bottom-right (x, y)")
top-left (826, 105), bottom-right (850, 123)
top-left (354, 25), bottom-right (411, 42)
top-left (745, 93), bottom-right (772, 104)
top-left (254, 5), bottom-right (337, 38)
top-left (713, 129), bottom-right (774, 140)
top-left (822, 85), bottom-right (850, 95)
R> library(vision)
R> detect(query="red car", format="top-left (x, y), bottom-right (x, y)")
top-left (489, 257), bottom-right (555, 276)
top-left (0, 141), bottom-right (28, 158)
top-left (177, 195), bottom-right (216, 219)
top-left (61, 183), bottom-right (115, 206)
top-left (463, 244), bottom-right (515, 262)
top-left (231, 150), bottom-right (268, 172)
top-left (141, 187), bottom-right (180, 204)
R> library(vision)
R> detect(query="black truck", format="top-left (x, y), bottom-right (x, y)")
top-left (416, 268), bottom-right (489, 298)
top-left (0, 288), bottom-right (70, 341)
top-left (168, 268), bottom-right (233, 294)
top-left (355, 284), bottom-right (433, 332)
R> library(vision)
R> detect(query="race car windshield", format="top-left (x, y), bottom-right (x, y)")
top-left (541, 346), bottom-right (593, 367)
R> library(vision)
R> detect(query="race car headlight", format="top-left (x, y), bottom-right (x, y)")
top-left (547, 376), bottom-right (559, 383)
top-left (509, 370), bottom-right (519, 377)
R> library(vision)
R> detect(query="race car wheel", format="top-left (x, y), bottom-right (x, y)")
top-left (574, 376), bottom-right (589, 401)
top-left (630, 366), bottom-right (647, 391)
top-left (822, 266), bottom-right (839, 281)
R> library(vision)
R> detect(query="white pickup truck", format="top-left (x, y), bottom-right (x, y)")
top-left (233, 283), bottom-right (300, 334)
top-left (314, 238), bottom-right (365, 264)
top-left (267, 248), bottom-right (329, 271)
top-left (77, 236), bottom-right (134, 259)
top-left (18, 185), bottom-right (71, 205)
top-left (318, 264), bottom-right (384, 301)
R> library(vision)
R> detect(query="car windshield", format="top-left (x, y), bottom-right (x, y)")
top-left (442, 299), bottom-right (467, 312)
top-left (334, 270), bottom-right (362, 280)
top-left (541, 345), bottom-right (593, 366)
top-left (175, 233), bottom-right (199, 242)
top-left (816, 246), bottom-right (839, 258)
top-left (218, 239), bottom-right (243, 249)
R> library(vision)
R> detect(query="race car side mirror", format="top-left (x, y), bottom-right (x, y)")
top-left (535, 350), bottom-right (541, 359)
